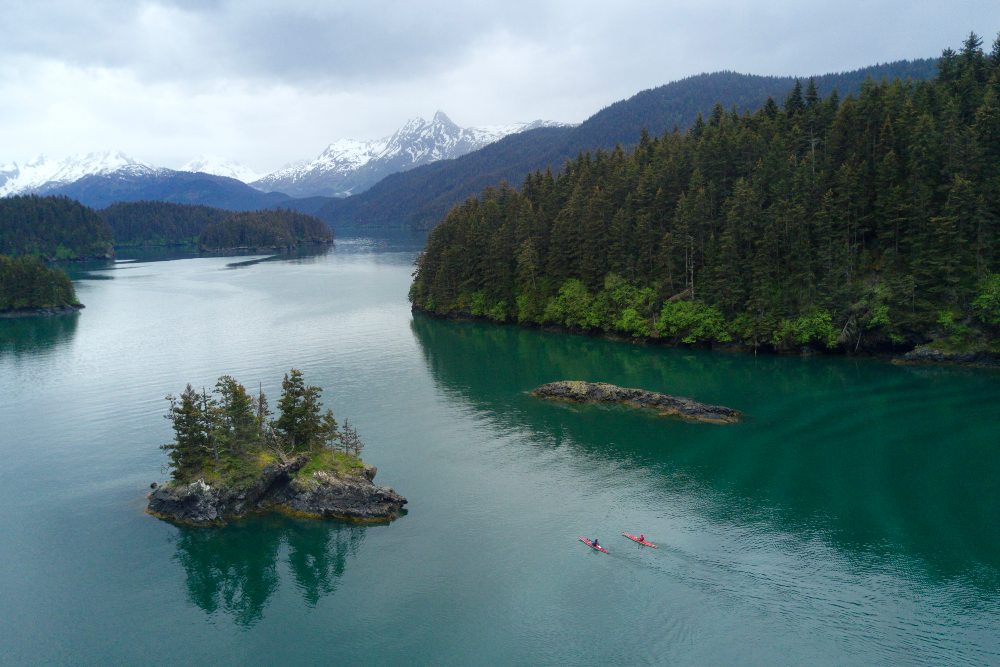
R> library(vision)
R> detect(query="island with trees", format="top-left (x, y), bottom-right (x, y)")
top-left (409, 34), bottom-right (1000, 363)
top-left (147, 369), bottom-right (407, 525)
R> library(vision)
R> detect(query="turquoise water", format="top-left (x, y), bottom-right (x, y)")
top-left (0, 237), bottom-right (997, 665)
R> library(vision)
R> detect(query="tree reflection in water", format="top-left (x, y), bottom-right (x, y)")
top-left (173, 516), bottom-right (366, 627)
top-left (0, 312), bottom-right (79, 357)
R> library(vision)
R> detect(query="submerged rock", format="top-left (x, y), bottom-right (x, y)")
top-left (530, 380), bottom-right (741, 424)
top-left (147, 455), bottom-right (407, 525)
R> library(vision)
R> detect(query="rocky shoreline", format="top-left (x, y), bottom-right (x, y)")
top-left (530, 380), bottom-right (742, 424)
top-left (895, 345), bottom-right (1000, 368)
top-left (147, 455), bottom-right (407, 525)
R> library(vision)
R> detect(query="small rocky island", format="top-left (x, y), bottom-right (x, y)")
top-left (147, 369), bottom-right (406, 525)
top-left (531, 380), bottom-right (742, 424)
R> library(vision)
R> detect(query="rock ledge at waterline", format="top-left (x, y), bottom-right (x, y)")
top-left (147, 455), bottom-right (407, 525)
top-left (530, 380), bottom-right (741, 424)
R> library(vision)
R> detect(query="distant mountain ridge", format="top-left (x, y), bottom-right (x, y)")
top-left (315, 58), bottom-right (939, 229)
top-left (0, 151), bottom-right (162, 198)
top-left (49, 171), bottom-right (293, 211)
top-left (0, 112), bottom-right (565, 208)
top-left (252, 111), bottom-right (567, 198)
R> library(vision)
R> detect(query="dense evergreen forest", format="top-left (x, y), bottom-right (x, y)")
top-left (102, 201), bottom-right (231, 246)
top-left (318, 59), bottom-right (938, 229)
top-left (0, 254), bottom-right (80, 313)
top-left (411, 34), bottom-right (1000, 354)
top-left (101, 200), bottom-right (332, 250)
top-left (0, 195), bottom-right (113, 259)
top-left (0, 196), bottom-right (106, 312)
top-left (199, 209), bottom-right (332, 251)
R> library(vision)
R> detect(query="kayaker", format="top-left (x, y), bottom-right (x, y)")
top-left (639, 534), bottom-right (645, 543)
top-left (592, 538), bottom-right (600, 549)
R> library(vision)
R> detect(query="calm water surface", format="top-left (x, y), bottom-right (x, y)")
top-left (1, 235), bottom-right (998, 665)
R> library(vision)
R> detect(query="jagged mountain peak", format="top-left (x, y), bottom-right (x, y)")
top-left (431, 110), bottom-right (458, 128)
top-left (252, 112), bottom-right (566, 198)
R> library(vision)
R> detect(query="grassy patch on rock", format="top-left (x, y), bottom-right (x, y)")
top-left (297, 449), bottom-right (366, 480)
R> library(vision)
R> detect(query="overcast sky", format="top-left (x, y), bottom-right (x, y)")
top-left (2, 0), bottom-right (997, 173)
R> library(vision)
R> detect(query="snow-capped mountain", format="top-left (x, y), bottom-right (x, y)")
top-left (0, 112), bottom-right (567, 205)
top-left (0, 151), bottom-right (161, 197)
top-left (253, 111), bottom-right (565, 198)
top-left (180, 156), bottom-right (261, 184)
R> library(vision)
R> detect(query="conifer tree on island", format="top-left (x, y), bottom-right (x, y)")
top-left (160, 369), bottom-right (359, 485)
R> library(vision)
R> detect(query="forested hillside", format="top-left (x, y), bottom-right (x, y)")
top-left (0, 195), bottom-right (113, 259)
top-left (410, 35), bottom-right (1000, 354)
top-left (574, 60), bottom-right (938, 149)
top-left (320, 59), bottom-right (938, 230)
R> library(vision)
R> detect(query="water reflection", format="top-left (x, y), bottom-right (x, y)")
top-left (286, 519), bottom-right (365, 605)
top-left (223, 244), bottom-right (334, 269)
top-left (330, 228), bottom-right (428, 254)
top-left (172, 517), bottom-right (366, 627)
top-left (410, 314), bottom-right (1000, 582)
top-left (0, 312), bottom-right (79, 357)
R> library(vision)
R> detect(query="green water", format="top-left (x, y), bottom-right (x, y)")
top-left (0, 237), bottom-right (997, 665)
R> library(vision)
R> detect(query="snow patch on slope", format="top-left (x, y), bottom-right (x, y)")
top-left (180, 156), bottom-right (261, 183)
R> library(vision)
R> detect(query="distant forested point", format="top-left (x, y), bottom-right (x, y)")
top-left (0, 254), bottom-right (81, 314)
top-left (101, 200), bottom-right (231, 246)
top-left (0, 195), bottom-right (113, 260)
top-left (101, 200), bottom-right (333, 250)
top-left (199, 209), bottom-right (333, 251)
top-left (410, 33), bottom-right (1000, 355)
top-left (101, 201), bottom-right (333, 252)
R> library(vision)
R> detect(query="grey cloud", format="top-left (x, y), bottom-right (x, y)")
top-left (1, 0), bottom-right (997, 170)
top-left (3, 0), bottom-right (564, 87)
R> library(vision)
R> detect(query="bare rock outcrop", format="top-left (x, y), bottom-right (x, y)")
top-left (531, 380), bottom-right (741, 424)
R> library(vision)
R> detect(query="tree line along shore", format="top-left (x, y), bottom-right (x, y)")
top-left (410, 34), bottom-right (1000, 357)
top-left (0, 196), bottom-right (332, 314)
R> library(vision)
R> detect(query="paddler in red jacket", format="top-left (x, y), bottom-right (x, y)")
top-left (639, 534), bottom-right (645, 543)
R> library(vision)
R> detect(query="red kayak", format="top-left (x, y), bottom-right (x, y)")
top-left (623, 532), bottom-right (658, 548)
top-left (579, 536), bottom-right (609, 553)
